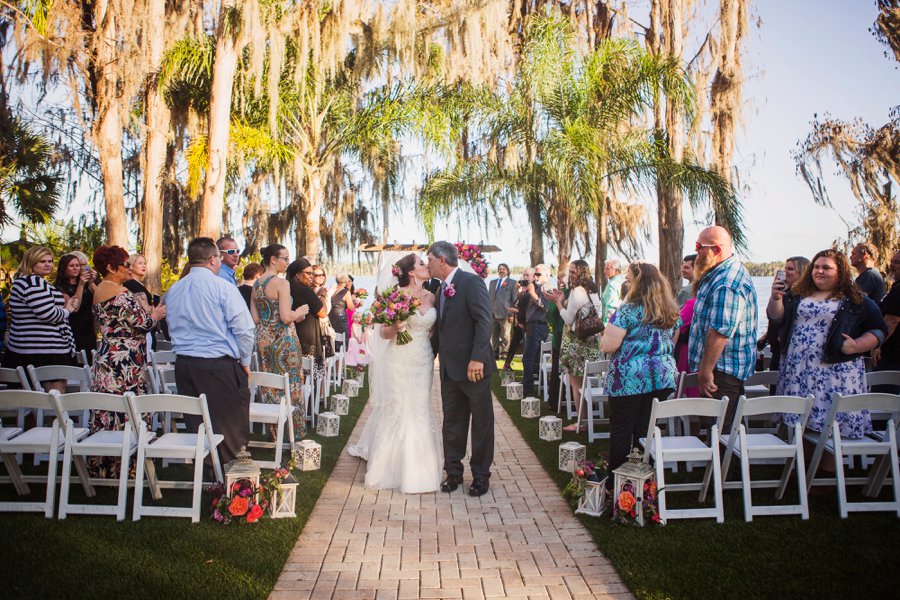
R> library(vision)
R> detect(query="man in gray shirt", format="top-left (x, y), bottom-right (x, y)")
top-left (522, 265), bottom-right (550, 397)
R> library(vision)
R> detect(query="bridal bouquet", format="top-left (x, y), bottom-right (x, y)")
top-left (369, 285), bottom-right (421, 345)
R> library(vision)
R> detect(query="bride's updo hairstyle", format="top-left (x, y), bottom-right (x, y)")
top-left (261, 243), bottom-right (287, 267)
top-left (394, 253), bottom-right (419, 287)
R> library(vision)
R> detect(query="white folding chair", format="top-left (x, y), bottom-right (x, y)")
top-left (538, 341), bottom-right (552, 402)
top-left (74, 350), bottom-right (90, 366)
top-left (303, 356), bottom-right (320, 428)
top-left (744, 370), bottom-right (779, 398)
top-left (0, 367), bottom-right (32, 431)
top-left (333, 332), bottom-right (346, 388)
top-left (715, 394), bottom-right (814, 521)
top-left (128, 392), bottom-right (224, 523)
top-left (27, 364), bottom-right (93, 426)
top-left (641, 396), bottom-right (728, 523)
top-left (51, 391), bottom-right (144, 521)
top-left (866, 370), bottom-right (900, 392)
top-left (0, 390), bottom-right (90, 517)
top-left (558, 369), bottom-right (575, 419)
top-left (248, 371), bottom-right (295, 469)
top-left (805, 393), bottom-right (900, 518)
top-left (154, 339), bottom-right (173, 351)
top-left (580, 360), bottom-right (609, 443)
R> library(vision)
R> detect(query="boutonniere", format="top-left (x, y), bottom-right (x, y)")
top-left (500, 280), bottom-right (507, 287)
top-left (444, 283), bottom-right (457, 299)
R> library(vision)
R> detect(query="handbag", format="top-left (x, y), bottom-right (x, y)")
top-left (574, 293), bottom-right (604, 340)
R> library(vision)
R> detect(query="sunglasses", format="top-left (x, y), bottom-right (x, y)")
top-left (221, 249), bottom-right (241, 256)
top-left (117, 261), bottom-right (131, 269)
top-left (695, 243), bottom-right (719, 252)
top-left (314, 272), bottom-right (325, 277)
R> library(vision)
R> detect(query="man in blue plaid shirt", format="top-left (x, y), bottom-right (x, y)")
top-left (689, 226), bottom-right (758, 430)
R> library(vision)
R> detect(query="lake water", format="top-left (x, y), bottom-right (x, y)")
top-left (343, 274), bottom-right (775, 333)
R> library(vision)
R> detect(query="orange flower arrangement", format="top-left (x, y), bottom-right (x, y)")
top-left (228, 495), bottom-right (250, 517)
top-left (617, 490), bottom-right (636, 512)
top-left (210, 478), bottom-right (268, 525)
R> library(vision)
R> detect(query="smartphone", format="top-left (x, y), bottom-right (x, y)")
top-left (82, 265), bottom-right (91, 273)
top-left (775, 269), bottom-right (786, 284)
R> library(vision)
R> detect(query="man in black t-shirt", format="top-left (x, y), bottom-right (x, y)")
top-left (873, 250), bottom-right (900, 392)
top-left (850, 242), bottom-right (885, 303)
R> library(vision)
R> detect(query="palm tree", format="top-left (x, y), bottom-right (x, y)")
top-left (0, 108), bottom-right (61, 228)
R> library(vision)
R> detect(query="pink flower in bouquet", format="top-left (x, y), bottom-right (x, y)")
top-left (369, 285), bottom-right (421, 345)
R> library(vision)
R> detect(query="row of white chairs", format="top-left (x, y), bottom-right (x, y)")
top-left (0, 389), bottom-right (222, 522)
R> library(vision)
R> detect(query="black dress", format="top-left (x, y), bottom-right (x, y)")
top-left (58, 280), bottom-right (96, 363)
top-left (329, 288), bottom-right (349, 336)
top-left (123, 279), bottom-right (158, 350)
top-left (290, 281), bottom-right (325, 360)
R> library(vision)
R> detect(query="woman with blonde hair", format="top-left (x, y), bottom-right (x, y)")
top-left (2, 247), bottom-right (79, 391)
top-left (600, 262), bottom-right (681, 486)
top-left (545, 260), bottom-right (602, 432)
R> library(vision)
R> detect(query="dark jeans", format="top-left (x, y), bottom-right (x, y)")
top-left (522, 322), bottom-right (549, 396)
top-left (710, 369), bottom-right (745, 434)
top-left (606, 388), bottom-right (672, 488)
top-left (175, 355), bottom-right (250, 466)
top-left (503, 324), bottom-right (525, 369)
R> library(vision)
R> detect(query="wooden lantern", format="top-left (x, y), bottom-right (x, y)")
top-left (612, 448), bottom-right (656, 526)
top-left (224, 446), bottom-right (261, 503)
top-left (506, 382), bottom-right (523, 401)
top-left (269, 473), bottom-right (298, 518)
top-left (342, 379), bottom-right (360, 398)
top-left (576, 479), bottom-right (609, 517)
top-left (330, 394), bottom-right (350, 416)
top-left (500, 370), bottom-right (515, 386)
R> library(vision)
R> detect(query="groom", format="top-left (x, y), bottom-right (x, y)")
top-left (427, 241), bottom-right (495, 496)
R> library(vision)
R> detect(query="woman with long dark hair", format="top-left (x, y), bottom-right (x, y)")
top-left (770, 249), bottom-right (886, 457)
top-left (54, 253), bottom-right (96, 361)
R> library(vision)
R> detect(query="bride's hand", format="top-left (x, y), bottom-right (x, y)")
top-left (395, 321), bottom-right (408, 333)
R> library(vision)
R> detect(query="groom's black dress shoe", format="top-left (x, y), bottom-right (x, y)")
top-left (441, 474), bottom-right (464, 493)
top-left (468, 478), bottom-right (490, 497)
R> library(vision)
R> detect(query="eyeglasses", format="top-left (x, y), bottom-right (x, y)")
top-left (275, 255), bottom-right (290, 262)
top-left (695, 243), bottom-right (719, 253)
top-left (221, 249), bottom-right (241, 256)
top-left (313, 272), bottom-right (325, 277)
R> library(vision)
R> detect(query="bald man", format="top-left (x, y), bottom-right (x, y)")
top-left (688, 226), bottom-right (758, 431)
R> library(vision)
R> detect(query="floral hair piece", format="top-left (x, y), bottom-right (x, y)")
top-left (391, 264), bottom-right (401, 277)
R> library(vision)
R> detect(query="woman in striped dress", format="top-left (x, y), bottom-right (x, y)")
top-left (2, 246), bottom-right (78, 392)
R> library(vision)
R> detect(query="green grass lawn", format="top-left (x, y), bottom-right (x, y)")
top-left (0, 382), bottom-right (368, 600)
top-left (494, 359), bottom-right (900, 600)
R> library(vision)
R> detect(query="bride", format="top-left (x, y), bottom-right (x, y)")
top-left (347, 252), bottom-right (442, 493)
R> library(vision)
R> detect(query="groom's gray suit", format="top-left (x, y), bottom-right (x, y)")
top-left (434, 268), bottom-right (495, 480)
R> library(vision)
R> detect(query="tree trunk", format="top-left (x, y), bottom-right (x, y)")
top-left (526, 194), bottom-right (544, 266)
top-left (304, 167), bottom-right (324, 260)
top-left (595, 192), bottom-right (609, 287)
top-left (140, 0), bottom-right (170, 293)
top-left (93, 0), bottom-right (127, 247)
top-left (199, 1), bottom-right (239, 239)
top-left (242, 171), bottom-right (268, 255)
top-left (710, 0), bottom-right (746, 220)
top-left (162, 144), bottom-right (184, 268)
top-left (656, 0), bottom-right (685, 292)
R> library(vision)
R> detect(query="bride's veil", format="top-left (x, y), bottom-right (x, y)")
top-left (366, 250), bottom-right (413, 408)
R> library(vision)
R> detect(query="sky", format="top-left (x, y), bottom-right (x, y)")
top-left (412, 0), bottom-right (900, 268)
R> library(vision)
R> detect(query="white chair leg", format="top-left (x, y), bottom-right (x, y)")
top-left (116, 423), bottom-right (131, 521)
top-left (833, 425), bottom-right (849, 519)
top-left (57, 424), bottom-right (74, 520)
top-left (711, 428), bottom-right (725, 523)
top-left (45, 422), bottom-right (61, 519)
top-left (739, 429), bottom-right (753, 522)
top-left (191, 435), bottom-right (205, 523)
top-left (273, 413), bottom-right (285, 468)
top-left (796, 442), bottom-right (810, 520)
top-left (133, 436), bottom-right (146, 522)
top-left (654, 433), bottom-right (668, 524)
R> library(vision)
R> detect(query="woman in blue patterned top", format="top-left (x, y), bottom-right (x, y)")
top-left (600, 262), bottom-right (681, 486)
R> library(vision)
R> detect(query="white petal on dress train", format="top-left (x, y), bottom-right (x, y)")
top-left (347, 307), bottom-right (443, 493)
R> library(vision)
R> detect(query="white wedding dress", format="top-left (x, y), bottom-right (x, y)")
top-left (347, 307), bottom-right (443, 493)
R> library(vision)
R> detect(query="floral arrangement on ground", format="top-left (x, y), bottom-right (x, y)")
top-left (210, 479), bottom-right (268, 525)
top-left (613, 478), bottom-right (661, 526)
top-left (562, 458), bottom-right (605, 502)
top-left (455, 242), bottom-right (489, 278)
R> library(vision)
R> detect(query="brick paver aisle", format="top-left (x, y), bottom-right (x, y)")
top-left (271, 370), bottom-right (632, 600)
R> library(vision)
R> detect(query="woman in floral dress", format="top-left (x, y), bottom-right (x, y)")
top-left (250, 244), bottom-right (310, 440)
top-left (90, 245), bottom-right (166, 477)
top-left (770, 249), bottom-right (886, 471)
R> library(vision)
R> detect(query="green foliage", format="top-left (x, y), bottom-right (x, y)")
top-left (744, 261), bottom-right (784, 277)
top-left (18, 219), bottom-right (106, 260)
top-left (0, 110), bottom-right (61, 227)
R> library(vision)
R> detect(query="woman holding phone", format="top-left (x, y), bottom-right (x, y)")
top-left (760, 256), bottom-right (810, 371)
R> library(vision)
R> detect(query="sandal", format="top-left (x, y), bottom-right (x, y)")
top-left (563, 423), bottom-right (587, 433)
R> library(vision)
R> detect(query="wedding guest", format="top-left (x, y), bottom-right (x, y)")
top-left (546, 260), bottom-right (602, 431)
top-left (522, 265), bottom-right (550, 397)
top-left (165, 237), bottom-right (255, 465)
top-left (502, 268), bottom-right (534, 370)
top-left (600, 258), bottom-right (625, 324)
top-left (346, 311), bottom-right (369, 369)
top-left (770, 249), bottom-right (886, 469)
top-left (600, 262), bottom-right (680, 487)
top-left (489, 263), bottom-right (518, 360)
top-left (287, 259), bottom-right (328, 390)
top-left (674, 254), bottom-right (696, 307)
top-left (238, 262), bottom-right (264, 309)
top-left (759, 256), bottom-right (810, 372)
top-left (216, 236), bottom-right (241, 286)
top-left (89, 245), bottom-right (165, 477)
top-left (329, 274), bottom-right (355, 344)
top-left (872, 250), bottom-right (900, 392)
top-left (849, 242), bottom-right (885, 303)
top-left (54, 253), bottom-right (96, 362)
top-left (546, 269), bottom-right (567, 411)
top-left (251, 244), bottom-right (309, 439)
top-left (676, 295), bottom-right (698, 397)
top-left (2, 247), bottom-right (78, 392)
top-left (124, 253), bottom-right (160, 350)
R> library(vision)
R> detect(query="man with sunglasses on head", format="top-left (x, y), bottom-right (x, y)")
top-left (688, 225), bottom-right (758, 431)
top-left (216, 236), bottom-right (241, 285)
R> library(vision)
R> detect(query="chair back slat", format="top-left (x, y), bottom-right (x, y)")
top-left (676, 372), bottom-right (700, 397)
top-left (51, 391), bottom-right (129, 416)
top-left (150, 350), bottom-right (177, 367)
top-left (745, 370), bottom-right (779, 387)
top-left (865, 371), bottom-right (900, 389)
top-left (736, 394), bottom-right (813, 419)
top-left (649, 396), bottom-right (727, 420)
top-left (583, 360), bottom-right (609, 378)
top-left (129, 393), bottom-right (206, 417)
top-left (28, 365), bottom-right (91, 390)
top-left (249, 371), bottom-right (290, 392)
top-left (0, 390), bottom-right (55, 411)
top-left (0, 367), bottom-right (29, 388)
top-left (834, 392), bottom-right (900, 416)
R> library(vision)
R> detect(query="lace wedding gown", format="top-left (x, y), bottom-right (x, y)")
top-left (348, 307), bottom-right (442, 493)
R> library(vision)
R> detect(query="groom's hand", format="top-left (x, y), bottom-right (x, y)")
top-left (467, 360), bottom-right (485, 383)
